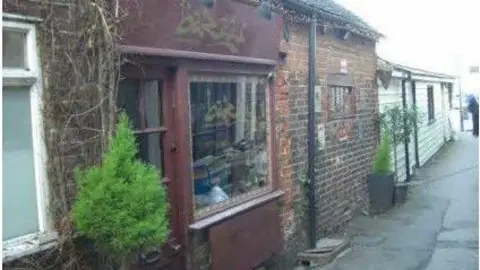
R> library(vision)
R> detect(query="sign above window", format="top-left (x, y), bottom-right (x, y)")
top-left (120, 0), bottom-right (282, 60)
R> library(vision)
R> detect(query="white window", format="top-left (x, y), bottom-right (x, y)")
top-left (2, 13), bottom-right (57, 262)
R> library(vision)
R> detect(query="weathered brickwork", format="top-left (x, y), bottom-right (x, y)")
top-left (273, 21), bottom-right (378, 269)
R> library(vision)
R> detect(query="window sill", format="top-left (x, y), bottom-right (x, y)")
top-left (189, 190), bottom-right (284, 230)
top-left (3, 231), bottom-right (58, 263)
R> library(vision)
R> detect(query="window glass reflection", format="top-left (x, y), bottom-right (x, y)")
top-left (190, 76), bottom-right (269, 210)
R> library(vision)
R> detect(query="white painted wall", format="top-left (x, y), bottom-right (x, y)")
top-left (378, 78), bottom-right (415, 182)
top-left (414, 81), bottom-right (447, 167)
top-left (378, 76), bottom-right (451, 182)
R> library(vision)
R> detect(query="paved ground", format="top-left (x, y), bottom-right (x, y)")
top-left (316, 132), bottom-right (479, 270)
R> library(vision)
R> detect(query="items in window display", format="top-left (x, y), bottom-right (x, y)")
top-left (190, 77), bottom-right (269, 211)
top-left (204, 99), bottom-right (236, 126)
top-left (254, 147), bottom-right (267, 185)
top-left (193, 140), bottom-right (268, 208)
top-left (209, 185), bottom-right (230, 204)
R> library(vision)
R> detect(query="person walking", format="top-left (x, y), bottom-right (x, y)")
top-left (466, 94), bottom-right (479, 137)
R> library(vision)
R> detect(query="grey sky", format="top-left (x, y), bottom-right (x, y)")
top-left (336, 0), bottom-right (480, 78)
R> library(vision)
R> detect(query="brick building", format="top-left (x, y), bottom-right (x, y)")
top-left (2, 0), bottom-right (380, 269)
top-left (275, 1), bottom-right (381, 267)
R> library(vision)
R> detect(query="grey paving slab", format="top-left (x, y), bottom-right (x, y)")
top-left (438, 228), bottom-right (478, 243)
top-left (425, 248), bottom-right (478, 270)
top-left (311, 133), bottom-right (479, 270)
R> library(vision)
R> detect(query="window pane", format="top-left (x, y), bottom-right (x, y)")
top-left (190, 77), bottom-right (269, 211)
top-left (136, 133), bottom-right (163, 175)
top-left (117, 80), bottom-right (163, 129)
top-left (118, 79), bottom-right (165, 174)
top-left (2, 87), bottom-right (39, 240)
top-left (117, 79), bottom-right (141, 129)
top-left (143, 81), bottom-right (162, 127)
top-left (3, 30), bottom-right (27, 69)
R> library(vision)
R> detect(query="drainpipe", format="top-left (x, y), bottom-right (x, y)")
top-left (401, 75), bottom-right (411, 182)
top-left (411, 79), bottom-right (420, 168)
top-left (456, 56), bottom-right (464, 131)
top-left (307, 16), bottom-right (317, 249)
top-left (459, 80), bottom-right (464, 132)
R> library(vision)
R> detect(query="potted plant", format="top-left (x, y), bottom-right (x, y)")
top-left (380, 105), bottom-right (423, 205)
top-left (367, 131), bottom-right (394, 214)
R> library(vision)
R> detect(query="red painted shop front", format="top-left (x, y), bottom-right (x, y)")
top-left (117, 0), bottom-right (284, 269)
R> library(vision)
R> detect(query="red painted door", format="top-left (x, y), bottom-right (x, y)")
top-left (117, 73), bottom-right (184, 270)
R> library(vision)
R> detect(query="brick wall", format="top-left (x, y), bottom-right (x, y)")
top-left (314, 28), bottom-right (378, 236)
top-left (274, 21), bottom-right (378, 268)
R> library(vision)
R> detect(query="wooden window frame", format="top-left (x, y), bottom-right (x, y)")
top-left (120, 61), bottom-right (280, 269)
top-left (326, 73), bottom-right (356, 122)
top-left (120, 79), bottom-right (168, 172)
top-left (130, 81), bottom-right (167, 133)
top-left (327, 85), bottom-right (355, 121)
top-left (118, 66), bottom-right (186, 268)
top-left (188, 73), bottom-right (275, 220)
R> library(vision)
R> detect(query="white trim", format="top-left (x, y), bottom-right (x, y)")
top-left (3, 232), bottom-right (58, 262)
top-left (2, 20), bottom-right (39, 78)
top-left (2, 17), bottom-right (56, 260)
top-left (411, 75), bottom-right (454, 83)
top-left (390, 70), bottom-right (454, 84)
top-left (392, 70), bottom-right (407, 78)
top-left (30, 29), bottom-right (51, 233)
top-left (2, 12), bottom-right (43, 23)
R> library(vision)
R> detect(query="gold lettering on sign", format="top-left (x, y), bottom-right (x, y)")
top-left (175, 0), bottom-right (246, 54)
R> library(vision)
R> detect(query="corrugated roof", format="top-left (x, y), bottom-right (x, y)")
top-left (393, 63), bottom-right (455, 79)
top-left (377, 57), bottom-right (455, 80)
top-left (284, 0), bottom-right (383, 40)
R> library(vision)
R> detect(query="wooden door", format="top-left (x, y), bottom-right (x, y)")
top-left (117, 73), bottom-right (184, 270)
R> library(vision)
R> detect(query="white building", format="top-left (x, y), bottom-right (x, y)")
top-left (377, 58), bottom-right (456, 182)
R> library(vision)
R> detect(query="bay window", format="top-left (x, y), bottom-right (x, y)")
top-left (189, 75), bottom-right (271, 217)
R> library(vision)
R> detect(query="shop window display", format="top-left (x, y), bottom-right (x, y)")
top-left (189, 75), bottom-right (270, 213)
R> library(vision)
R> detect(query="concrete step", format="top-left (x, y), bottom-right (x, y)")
top-left (296, 236), bottom-right (351, 268)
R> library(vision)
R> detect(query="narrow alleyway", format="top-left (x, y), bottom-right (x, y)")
top-left (315, 133), bottom-right (479, 270)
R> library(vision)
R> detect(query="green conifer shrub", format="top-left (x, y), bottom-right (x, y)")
top-left (71, 113), bottom-right (169, 268)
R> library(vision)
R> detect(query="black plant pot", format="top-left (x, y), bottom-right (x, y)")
top-left (367, 172), bottom-right (394, 214)
top-left (393, 182), bottom-right (408, 205)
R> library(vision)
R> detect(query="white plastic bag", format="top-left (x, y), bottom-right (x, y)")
top-left (209, 185), bottom-right (229, 204)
